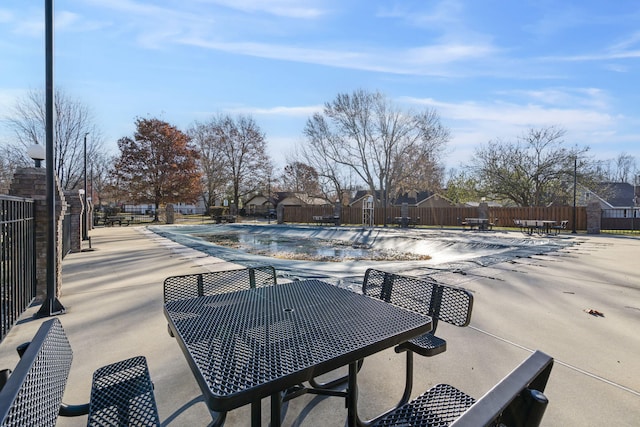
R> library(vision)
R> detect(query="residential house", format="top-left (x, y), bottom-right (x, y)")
top-left (243, 194), bottom-right (272, 215)
top-left (580, 182), bottom-right (638, 218)
top-left (273, 192), bottom-right (332, 207)
top-left (393, 190), bottom-right (456, 208)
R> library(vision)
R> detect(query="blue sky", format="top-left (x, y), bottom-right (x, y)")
top-left (1, 0), bottom-right (640, 174)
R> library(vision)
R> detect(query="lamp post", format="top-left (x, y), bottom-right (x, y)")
top-left (27, 143), bottom-right (46, 167)
top-left (82, 132), bottom-right (89, 241)
top-left (36, 0), bottom-right (65, 317)
top-left (572, 156), bottom-right (577, 234)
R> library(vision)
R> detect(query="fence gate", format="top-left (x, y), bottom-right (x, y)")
top-left (362, 196), bottom-right (374, 227)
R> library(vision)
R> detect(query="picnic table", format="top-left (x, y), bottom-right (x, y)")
top-left (102, 215), bottom-right (132, 226)
top-left (515, 219), bottom-right (556, 235)
top-left (462, 217), bottom-right (496, 231)
top-left (390, 216), bottom-right (419, 228)
top-left (164, 279), bottom-right (432, 427)
top-left (214, 214), bottom-right (236, 223)
top-left (312, 215), bottom-right (340, 226)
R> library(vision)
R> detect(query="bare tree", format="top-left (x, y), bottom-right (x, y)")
top-left (614, 153), bottom-right (636, 183)
top-left (188, 120), bottom-right (231, 213)
top-left (278, 162), bottom-right (322, 195)
top-left (88, 151), bottom-right (116, 209)
top-left (4, 88), bottom-right (105, 190)
top-left (303, 90), bottom-right (449, 215)
top-left (295, 137), bottom-right (353, 203)
top-left (196, 115), bottom-right (272, 208)
top-left (468, 126), bottom-right (592, 206)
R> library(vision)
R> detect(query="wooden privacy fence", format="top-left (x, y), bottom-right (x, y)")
top-left (282, 205), bottom-right (587, 230)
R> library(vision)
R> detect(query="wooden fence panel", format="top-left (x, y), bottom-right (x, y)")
top-left (281, 205), bottom-right (587, 230)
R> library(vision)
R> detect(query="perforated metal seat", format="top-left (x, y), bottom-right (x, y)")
top-left (88, 356), bottom-right (159, 426)
top-left (0, 319), bottom-right (159, 427)
top-left (163, 265), bottom-right (277, 303)
top-left (371, 384), bottom-right (475, 427)
top-left (370, 351), bottom-right (554, 427)
top-left (362, 269), bottom-right (473, 358)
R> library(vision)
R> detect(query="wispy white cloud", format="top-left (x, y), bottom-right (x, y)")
top-left (401, 94), bottom-right (618, 163)
top-left (377, 0), bottom-right (464, 31)
top-left (194, 0), bottom-right (327, 19)
top-left (406, 96), bottom-right (614, 129)
top-left (542, 31), bottom-right (640, 62)
top-left (178, 36), bottom-right (498, 76)
top-left (225, 105), bottom-right (322, 117)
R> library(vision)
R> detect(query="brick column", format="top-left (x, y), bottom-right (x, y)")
top-left (586, 199), bottom-right (601, 234)
top-left (477, 201), bottom-right (489, 219)
top-left (64, 190), bottom-right (83, 253)
top-left (9, 167), bottom-right (67, 301)
top-left (166, 203), bottom-right (175, 224)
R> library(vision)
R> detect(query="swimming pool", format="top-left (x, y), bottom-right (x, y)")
top-left (148, 223), bottom-right (575, 285)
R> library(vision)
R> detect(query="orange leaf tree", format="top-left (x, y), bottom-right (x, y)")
top-left (113, 117), bottom-right (201, 221)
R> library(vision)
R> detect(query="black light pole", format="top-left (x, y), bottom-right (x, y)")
top-left (82, 132), bottom-right (89, 240)
top-left (572, 156), bottom-right (577, 234)
top-left (37, 0), bottom-right (65, 317)
top-left (267, 175), bottom-right (271, 225)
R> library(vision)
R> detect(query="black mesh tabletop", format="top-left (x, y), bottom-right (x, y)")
top-left (164, 280), bottom-right (432, 412)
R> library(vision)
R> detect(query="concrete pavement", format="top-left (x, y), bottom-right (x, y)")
top-left (0, 225), bottom-right (638, 426)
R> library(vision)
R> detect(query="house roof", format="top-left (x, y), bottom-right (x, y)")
top-left (274, 192), bottom-right (331, 206)
top-left (592, 182), bottom-right (635, 207)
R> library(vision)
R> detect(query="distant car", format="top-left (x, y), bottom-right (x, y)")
top-left (264, 209), bottom-right (277, 219)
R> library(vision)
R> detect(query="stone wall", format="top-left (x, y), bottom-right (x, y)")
top-left (9, 167), bottom-right (67, 301)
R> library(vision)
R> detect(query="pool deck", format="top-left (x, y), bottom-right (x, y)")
top-left (1, 225), bottom-right (639, 426)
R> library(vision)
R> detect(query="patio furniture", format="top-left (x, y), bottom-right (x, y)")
top-left (361, 269), bottom-right (473, 357)
top-left (551, 219), bottom-right (569, 235)
top-left (312, 215), bottom-right (340, 226)
top-left (310, 269), bottom-right (472, 400)
top-left (390, 217), bottom-right (420, 228)
top-left (163, 265), bottom-right (277, 303)
top-left (0, 318), bottom-right (159, 427)
top-left (462, 218), bottom-right (489, 230)
top-left (517, 220), bottom-right (556, 235)
top-left (164, 266), bottom-right (278, 339)
top-left (164, 279), bottom-right (432, 427)
top-left (370, 350), bottom-right (554, 427)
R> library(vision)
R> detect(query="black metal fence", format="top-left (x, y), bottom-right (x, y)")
top-left (1, 195), bottom-right (36, 342)
top-left (601, 208), bottom-right (640, 234)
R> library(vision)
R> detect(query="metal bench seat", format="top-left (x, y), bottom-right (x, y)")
top-left (163, 266), bottom-right (277, 341)
top-left (371, 351), bottom-right (554, 427)
top-left (310, 269), bottom-right (472, 393)
top-left (399, 333), bottom-right (447, 357)
top-left (0, 318), bottom-right (159, 427)
top-left (88, 356), bottom-right (159, 426)
top-left (163, 265), bottom-right (277, 303)
top-left (371, 383), bottom-right (476, 427)
top-left (363, 269), bottom-right (473, 359)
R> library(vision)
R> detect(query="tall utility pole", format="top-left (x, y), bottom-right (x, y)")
top-left (83, 132), bottom-right (89, 241)
top-left (572, 156), bottom-right (577, 234)
top-left (37, 0), bottom-right (65, 317)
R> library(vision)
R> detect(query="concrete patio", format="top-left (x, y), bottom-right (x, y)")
top-left (0, 225), bottom-right (638, 426)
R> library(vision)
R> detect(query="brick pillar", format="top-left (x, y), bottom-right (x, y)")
top-left (64, 190), bottom-right (83, 253)
top-left (334, 200), bottom-right (342, 226)
top-left (478, 201), bottom-right (489, 219)
top-left (166, 203), bottom-right (175, 224)
top-left (586, 199), bottom-right (601, 234)
top-left (9, 167), bottom-right (67, 301)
